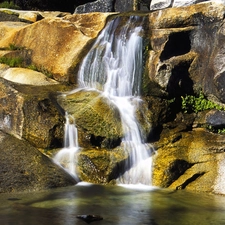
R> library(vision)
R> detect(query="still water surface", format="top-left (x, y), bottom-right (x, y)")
top-left (1, 182), bottom-right (225, 225)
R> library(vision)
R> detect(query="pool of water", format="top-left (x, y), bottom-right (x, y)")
top-left (0, 182), bottom-right (225, 225)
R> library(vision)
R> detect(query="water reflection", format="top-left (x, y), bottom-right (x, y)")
top-left (1, 183), bottom-right (225, 225)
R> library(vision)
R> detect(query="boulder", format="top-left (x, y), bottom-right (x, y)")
top-left (76, 147), bottom-right (128, 184)
top-left (152, 122), bottom-right (225, 193)
top-left (0, 130), bottom-right (76, 193)
top-left (57, 90), bottom-right (123, 148)
top-left (0, 77), bottom-right (69, 148)
top-left (0, 67), bottom-right (59, 85)
top-left (147, 2), bottom-right (225, 103)
top-left (150, 0), bottom-right (215, 10)
top-left (75, 0), bottom-right (114, 13)
top-left (0, 13), bottom-right (112, 83)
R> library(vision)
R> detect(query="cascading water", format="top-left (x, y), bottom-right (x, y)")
top-left (54, 113), bottom-right (80, 182)
top-left (55, 15), bottom-right (154, 185)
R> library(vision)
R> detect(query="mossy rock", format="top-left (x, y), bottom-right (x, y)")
top-left (58, 89), bottom-right (123, 148)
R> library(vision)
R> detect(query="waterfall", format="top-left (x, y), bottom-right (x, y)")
top-left (54, 15), bottom-right (154, 185)
top-left (54, 113), bottom-right (80, 182)
top-left (77, 16), bottom-right (154, 185)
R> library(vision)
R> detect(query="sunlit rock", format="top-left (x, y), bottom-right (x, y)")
top-left (150, 0), bottom-right (171, 10)
top-left (0, 67), bottom-right (58, 85)
top-left (0, 21), bottom-right (27, 45)
top-left (0, 78), bottom-right (68, 148)
top-left (18, 11), bottom-right (43, 23)
top-left (152, 124), bottom-right (225, 193)
top-left (0, 13), bottom-right (112, 83)
top-left (147, 2), bottom-right (225, 102)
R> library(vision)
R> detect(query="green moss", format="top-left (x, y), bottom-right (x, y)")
top-left (27, 64), bottom-right (53, 78)
top-left (181, 92), bottom-right (224, 113)
top-left (0, 1), bottom-right (20, 10)
top-left (8, 43), bottom-right (24, 51)
top-left (0, 56), bottom-right (23, 67)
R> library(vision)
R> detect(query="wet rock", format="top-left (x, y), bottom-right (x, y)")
top-left (206, 110), bottom-right (225, 129)
top-left (76, 147), bottom-right (128, 183)
top-left (57, 89), bottom-right (123, 148)
top-left (76, 215), bottom-right (103, 224)
top-left (0, 131), bottom-right (76, 193)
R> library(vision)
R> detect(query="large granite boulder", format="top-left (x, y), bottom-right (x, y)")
top-left (57, 89), bottom-right (123, 148)
top-left (0, 130), bottom-right (76, 193)
top-left (0, 12), bottom-right (112, 83)
top-left (0, 77), bottom-right (68, 148)
top-left (147, 2), bottom-right (225, 103)
top-left (152, 119), bottom-right (225, 194)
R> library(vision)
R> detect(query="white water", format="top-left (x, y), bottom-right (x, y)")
top-left (54, 113), bottom-right (80, 182)
top-left (77, 16), bottom-right (154, 185)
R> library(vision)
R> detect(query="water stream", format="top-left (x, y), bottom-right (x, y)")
top-left (55, 15), bottom-right (154, 185)
top-left (53, 113), bottom-right (80, 181)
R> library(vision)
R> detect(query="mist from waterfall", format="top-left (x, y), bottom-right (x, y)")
top-left (77, 16), bottom-right (154, 185)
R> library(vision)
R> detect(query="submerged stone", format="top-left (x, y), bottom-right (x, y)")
top-left (76, 215), bottom-right (103, 224)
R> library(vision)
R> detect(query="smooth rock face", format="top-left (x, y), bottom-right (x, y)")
top-left (0, 67), bottom-right (58, 85)
top-left (0, 131), bottom-right (76, 193)
top-left (0, 78), bottom-right (67, 148)
top-left (150, 0), bottom-right (171, 10)
top-left (152, 123), bottom-right (225, 193)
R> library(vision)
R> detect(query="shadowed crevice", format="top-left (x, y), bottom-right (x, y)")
top-left (160, 31), bottom-right (191, 61)
top-left (176, 172), bottom-right (205, 190)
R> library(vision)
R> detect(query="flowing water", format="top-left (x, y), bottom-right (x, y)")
top-left (55, 15), bottom-right (154, 185)
top-left (1, 184), bottom-right (225, 225)
top-left (54, 113), bottom-right (80, 182)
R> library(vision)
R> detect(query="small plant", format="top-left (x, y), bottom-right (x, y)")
top-left (181, 91), bottom-right (224, 113)
top-left (206, 125), bottom-right (225, 134)
top-left (27, 64), bottom-right (53, 78)
top-left (8, 43), bottom-right (24, 51)
top-left (0, 56), bottom-right (24, 67)
top-left (218, 128), bottom-right (225, 134)
top-left (0, 1), bottom-right (20, 9)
